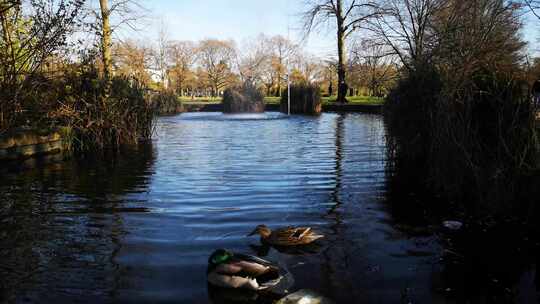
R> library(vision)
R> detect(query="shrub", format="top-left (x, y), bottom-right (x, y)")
top-left (222, 82), bottom-right (265, 113)
top-left (12, 66), bottom-right (156, 153)
top-left (382, 0), bottom-right (540, 219)
top-left (385, 65), bottom-right (539, 216)
top-left (280, 84), bottom-right (322, 115)
top-left (149, 91), bottom-right (183, 115)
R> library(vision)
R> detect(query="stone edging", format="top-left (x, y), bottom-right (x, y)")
top-left (0, 129), bottom-right (67, 161)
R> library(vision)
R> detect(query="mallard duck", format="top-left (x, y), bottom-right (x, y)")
top-left (248, 225), bottom-right (324, 246)
top-left (207, 249), bottom-right (290, 291)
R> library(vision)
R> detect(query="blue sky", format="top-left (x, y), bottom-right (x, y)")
top-left (127, 0), bottom-right (342, 58)
top-left (126, 0), bottom-right (539, 57)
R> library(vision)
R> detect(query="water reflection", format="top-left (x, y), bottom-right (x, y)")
top-left (319, 112), bottom-right (347, 301)
top-left (385, 127), bottom-right (540, 302)
top-left (250, 242), bottom-right (323, 257)
top-left (207, 285), bottom-right (277, 304)
top-left (0, 113), bottom-right (537, 303)
top-left (0, 144), bottom-right (156, 302)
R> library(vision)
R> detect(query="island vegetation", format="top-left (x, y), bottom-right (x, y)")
top-left (222, 83), bottom-right (265, 113)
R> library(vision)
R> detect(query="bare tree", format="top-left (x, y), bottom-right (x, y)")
top-left (349, 40), bottom-right (396, 96)
top-left (193, 66), bottom-right (209, 97)
top-left (87, 0), bottom-right (146, 79)
top-left (113, 39), bottom-right (152, 85)
top-left (292, 52), bottom-right (323, 84)
top-left (381, 0), bottom-right (531, 206)
top-left (153, 22), bottom-right (169, 89)
top-left (268, 35), bottom-right (297, 97)
top-left (320, 60), bottom-right (338, 95)
top-left (302, 0), bottom-right (380, 103)
top-left (369, 0), bottom-right (441, 71)
top-left (0, 1), bottom-right (85, 80)
top-left (236, 35), bottom-right (270, 86)
top-left (522, 0), bottom-right (540, 19)
top-left (440, 0), bottom-right (524, 90)
top-left (198, 39), bottom-right (237, 97)
top-left (168, 41), bottom-right (197, 96)
top-left (0, 0), bottom-right (85, 130)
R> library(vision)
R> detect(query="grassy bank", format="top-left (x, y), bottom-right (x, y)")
top-left (178, 97), bottom-right (222, 104)
top-left (179, 95), bottom-right (384, 106)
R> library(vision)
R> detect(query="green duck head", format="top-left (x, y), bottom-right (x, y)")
top-left (208, 249), bottom-right (233, 268)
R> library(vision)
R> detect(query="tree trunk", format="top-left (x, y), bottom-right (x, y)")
top-left (336, 0), bottom-right (348, 104)
top-left (276, 70), bottom-right (282, 97)
top-left (176, 79), bottom-right (184, 97)
top-left (99, 0), bottom-right (112, 81)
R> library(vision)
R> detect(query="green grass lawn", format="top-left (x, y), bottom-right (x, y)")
top-left (322, 96), bottom-right (384, 105)
top-left (180, 95), bottom-right (384, 106)
top-left (179, 97), bottom-right (222, 104)
top-left (264, 96), bottom-right (281, 104)
top-left (264, 95), bottom-right (384, 105)
top-left (264, 96), bottom-right (384, 105)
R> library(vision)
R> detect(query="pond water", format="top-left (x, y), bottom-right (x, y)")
top-left (0, 112), bottom-right (538, 303)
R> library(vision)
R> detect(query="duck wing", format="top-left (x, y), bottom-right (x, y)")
top-left (233, 253), bottom-right (273, 264)
top-left (233, 261), bottom-right (273, 277)
top-left (231, 254), bottom-right (280, 278)
top-left (214, 254), bottom-right (294, 293)
top-left (214, 263), bottom-right (243, 275)
top-left (233, 253), bottom-right (275, 267)
top-left (295, 227), bottom-right (312, 239)
top-left (297, 227), bottom-right (324, 241)
top-left (270, 227), bottom-right (300, 244)
top-left (207, 272), bottom-right (260, 290)
top-left (302, 233), bottom-right (325, 243)
top-left (270, 227), bottom-right (317, 245)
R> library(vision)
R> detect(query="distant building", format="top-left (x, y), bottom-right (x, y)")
top-left (147, 68), bottom-right (169, 89)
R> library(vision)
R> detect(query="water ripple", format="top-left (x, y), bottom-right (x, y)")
top-left (0, 112), bottom-right (447, 304)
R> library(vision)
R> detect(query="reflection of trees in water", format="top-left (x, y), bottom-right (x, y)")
top-left (319, 113), bottom-right (356, 300)
top-left (66, 144), bottom-right (157, 200)
top-left (0, 143), bottom-right (156, 301)
top-left (328, 114), bottom-right (344, 218)
top-left (207, 285), bottom-right (278, 304)
top-left (384, 125), bottom-right (540, 302)
top-left (432, 220), bottom-right (540, 303)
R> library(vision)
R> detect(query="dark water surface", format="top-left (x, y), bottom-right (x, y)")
top-left (0, 112), bottom-right (537, 303)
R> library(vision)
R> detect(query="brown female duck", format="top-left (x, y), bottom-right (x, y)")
top-left (248, 225), bottom-right (324, 246)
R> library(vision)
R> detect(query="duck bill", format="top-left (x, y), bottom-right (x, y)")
top-left (247, 230), bottom-right (257, 236)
